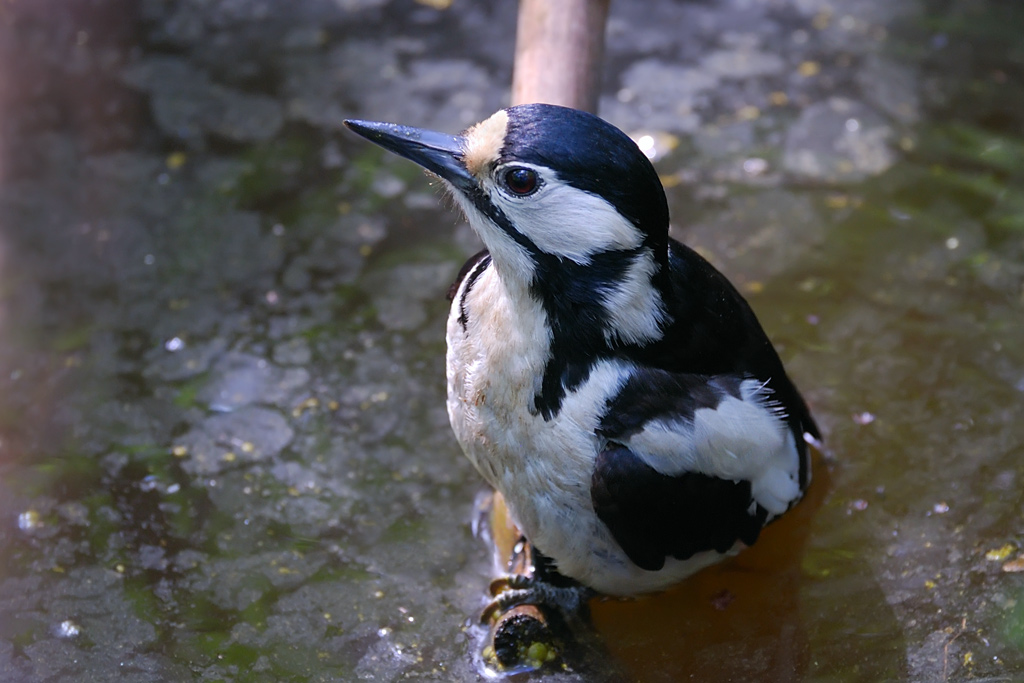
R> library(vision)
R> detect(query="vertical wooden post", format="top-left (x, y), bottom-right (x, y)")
top-left (510, 0), bottom-right (611, 113)
top-left (482, 2), bottom-right (612, 673)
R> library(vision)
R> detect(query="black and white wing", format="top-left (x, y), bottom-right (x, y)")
top-left (592, 240), bottom-right (817, 572)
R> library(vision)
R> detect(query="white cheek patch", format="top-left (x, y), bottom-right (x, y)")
top-left (601, 249), bottom-right (666, 345)
top-left (490, 174), bottom-right (645, 264)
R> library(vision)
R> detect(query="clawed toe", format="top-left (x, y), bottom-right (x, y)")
top-left (481, 574), bottom-right (593, 624)
top-left (481, 587), bottom-right (534, 623)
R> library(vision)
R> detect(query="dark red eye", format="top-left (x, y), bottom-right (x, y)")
top-left (503, 167), bottom-right (539, 196)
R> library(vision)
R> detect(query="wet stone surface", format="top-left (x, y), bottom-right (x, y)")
top-left (122, 56), bottom-right (286, 147)
top-left (783, 96), bottom-right (897, 183)
top-left (1, 0), bottom-right (1024, 681)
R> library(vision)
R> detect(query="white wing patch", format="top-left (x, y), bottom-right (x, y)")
top-left (624, 378), bottom-right (801, 516)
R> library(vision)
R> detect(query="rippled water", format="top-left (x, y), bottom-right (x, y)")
top-left (1, 0), bottom-right (1022, 681)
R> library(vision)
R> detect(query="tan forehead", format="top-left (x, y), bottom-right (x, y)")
top-left (463, 109), bottom-right (509, 177)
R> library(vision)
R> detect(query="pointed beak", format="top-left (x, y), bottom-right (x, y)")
top-left (343, 119), bottom-right (474, 190)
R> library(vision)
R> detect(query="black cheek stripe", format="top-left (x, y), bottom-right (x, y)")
top-left (456, 254), bottom-right (492, 330)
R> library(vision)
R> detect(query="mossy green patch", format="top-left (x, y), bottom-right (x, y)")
top-left (52, 323), bottom-right (94, 353)
top-left (1004, 594), bottom-right (1024, 652)
top-left (234, 136), bottom-right (319, 209)
top-left (25, 452), bottom-right (103, 499)
top-left (174, 373), bottom-right (208, 409)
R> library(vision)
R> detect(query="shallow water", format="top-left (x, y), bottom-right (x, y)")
top-left (1, 0), bottom-right (1023, 681)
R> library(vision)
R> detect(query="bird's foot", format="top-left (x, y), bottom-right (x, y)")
top-left (480, 575), bottom-right (595, 673)
top-left (481, 574), bottom-right (594, 624)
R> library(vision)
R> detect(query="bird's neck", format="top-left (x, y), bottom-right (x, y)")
top-left (490, 247), bottom-right (670, 420)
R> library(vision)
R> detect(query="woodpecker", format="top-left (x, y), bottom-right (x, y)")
top-left (345, 104), bottom-right (820, 601)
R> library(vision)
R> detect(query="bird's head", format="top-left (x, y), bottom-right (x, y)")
top-left (345, 104), bottom-right (671, 347)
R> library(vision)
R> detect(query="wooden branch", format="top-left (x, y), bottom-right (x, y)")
top-left (511, 0), bottom-right (611, 113)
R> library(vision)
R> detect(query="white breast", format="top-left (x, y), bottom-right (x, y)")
top-left (446, 265), bottom-right (610, 578)
top-left (445, 264), bottom-right (755, 595)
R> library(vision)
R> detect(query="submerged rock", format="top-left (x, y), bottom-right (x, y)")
top-left (857, 54), bottom-right (921, 125)
top-left (700, 47), bottom-right (786, 79)
top-left (362, 261), bottom-right (458, 332)
top-left (174, 406), bottom-right (294, 476)
top-left (144, 337), bottom-right (229, 382)
top-left (783, 97), bottom-right (896, 183)
top-left (122, 56), bottom-right (283, 146)
top-left (197, 352), bottom-right (310, 412)
top-left (603, 59), bottom-right (718, 133)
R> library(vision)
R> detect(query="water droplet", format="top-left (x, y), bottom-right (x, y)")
top-left (17, 510), bottom-right (40, 531)
top-left (57, 620), bottom-right (81, 638)
top-left (742, 157), bottom-right (768, 175)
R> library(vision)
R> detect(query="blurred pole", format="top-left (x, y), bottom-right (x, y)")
top-left (510, 0), bottom-right (611, 114)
